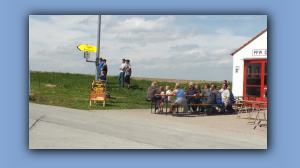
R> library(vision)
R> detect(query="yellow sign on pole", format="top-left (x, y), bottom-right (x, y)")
top-left (77, 44), bottom-right (97, 53)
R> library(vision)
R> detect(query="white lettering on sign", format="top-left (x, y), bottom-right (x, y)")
top-left (252, 49), bottom-right (267, 56)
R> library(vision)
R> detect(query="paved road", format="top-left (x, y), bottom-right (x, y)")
top-left (29, 103), bottom-right (267, 149)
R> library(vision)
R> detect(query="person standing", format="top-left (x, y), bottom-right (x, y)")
top-left (128, 59), bottom-right (132, 75)
top-left (98, 58), bottom-right (104, 79)
top-left (118, 59), bottom-right (127, 87)
top-left (102, 59), bottom-right (108, 76)
top-left (125, 59), bottom-right (131, 89)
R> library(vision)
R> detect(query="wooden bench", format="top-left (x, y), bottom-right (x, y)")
top-left (149, 100), bottom-right (165, 114)
top-left (171, 103), bottom-right (243, 116)
top-left (170, 103), bottom-right (225, 116)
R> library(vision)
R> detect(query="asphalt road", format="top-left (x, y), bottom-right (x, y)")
top-left (29, 103), bottom-right (267, 149)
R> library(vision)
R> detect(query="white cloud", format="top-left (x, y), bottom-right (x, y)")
top-left (120, 46), bottom-right (135, 50)
top-left (103, 16), bottom-right (201, 45)
top-left (29, 15), bottom-right (267, 81)
top-left (170, 44), bottom-right (200, 50)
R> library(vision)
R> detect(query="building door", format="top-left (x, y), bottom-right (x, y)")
top-left (243, 59), bottom-right (267, 102)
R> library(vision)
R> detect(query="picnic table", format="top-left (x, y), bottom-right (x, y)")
top-left (234, 95), bottom-right (259, 101)
top-left (154, 94), bottom-right (207, 116)
top-left (154, 94), bottom-right (240, 116)
top-left (237, 100), bottom-right (267, 125)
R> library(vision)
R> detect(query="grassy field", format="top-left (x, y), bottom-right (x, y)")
top-left (29, 72), bottom-right (230, 110)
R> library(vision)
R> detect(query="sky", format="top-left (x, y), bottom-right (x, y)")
top-left (29, 15), bottom-right (267, 81)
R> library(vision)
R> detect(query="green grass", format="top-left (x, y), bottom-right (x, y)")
top-left (29, 71), bottom-right (230, 110)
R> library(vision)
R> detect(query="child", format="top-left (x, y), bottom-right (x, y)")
top-left (166, 85), bottom-right (172, 102)
top-left (159, 86), bottom-right (165, 113)
top-left (99, 71), bottom-right (106, 80)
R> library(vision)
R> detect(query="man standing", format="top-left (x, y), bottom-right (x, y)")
top-left (221, 83), bottom-right (230, 113)
top-left (98, 58), bottom-right (103, 80)
top-left (118, 59), bottom-right (127, 87)
top-left (125, 59), bottom-right (131, 90)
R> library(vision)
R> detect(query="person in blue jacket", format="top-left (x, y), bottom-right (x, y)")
top-left (166, 83), bottom-right (189, 114)
top-left (98, 57), bottom-right (104, 80)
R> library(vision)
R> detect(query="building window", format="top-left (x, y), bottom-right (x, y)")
top-left (244, 60), bottom-right (267, 101)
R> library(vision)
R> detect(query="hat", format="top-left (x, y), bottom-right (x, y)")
top-left (125, 59), bottom-right (129, 61)
top-left (103, 59), bottom-right (106, 61)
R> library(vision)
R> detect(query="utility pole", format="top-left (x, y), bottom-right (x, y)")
top-left (95, 15), bottom-right (101, 80)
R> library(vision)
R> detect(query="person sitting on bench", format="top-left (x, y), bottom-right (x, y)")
top-left (221, 83), bottom-right (230, 113)
top-left (146, 81), bottom-right (161, 111)
top-left (195, 84), bottom-right (203, 112)
top-left (185, 82), bottom-right (197, 112)
top-left (200, 84), bottom-right (215, 104)
top-left (200, 84), bottom-right (215, 115)
top-left (166, 83), bottom-right (189, 114)
top-left (226, 88), bottom-right (236, 112)
top-left (211, 84), bottom-right (222, 112)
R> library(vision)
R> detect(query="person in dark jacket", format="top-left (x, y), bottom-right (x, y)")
top-left (99, 71), bottom-right (106, 81)
top-left (146, 81), bottom-right (161, 111)
top-left (102, 59), bottom-right (108, 76)
top-left (185, 82), bottom-right (197, 112)
top-left (200, 84), bottom-right (215, 115)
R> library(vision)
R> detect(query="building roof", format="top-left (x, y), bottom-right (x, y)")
top-left (230, 28), bottom-right (267, 56)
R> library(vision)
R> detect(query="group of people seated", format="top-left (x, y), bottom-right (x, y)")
top-left (146, 80), bottom-right (236, 115)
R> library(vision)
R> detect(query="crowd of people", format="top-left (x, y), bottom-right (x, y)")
top-left (98, 58), bottom-right (132, 90)
top-left (118, 58), bottom-right (131, 89)
top-left (97, 58), bottom-right (235, 114)
top-left (146, 80), bottom-right (236, 115)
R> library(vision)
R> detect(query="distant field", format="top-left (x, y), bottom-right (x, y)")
top-left (30, 71), bottom-right (226, 84)
top-left (29, 71), bottom-right (230, 110)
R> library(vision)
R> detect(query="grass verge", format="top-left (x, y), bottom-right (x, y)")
top-left (29, 72), bottom-right (229, 110)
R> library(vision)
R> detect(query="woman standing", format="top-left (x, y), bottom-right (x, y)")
top-left (166, 83), bottom-right (189, 113)
top-left (125, 59), bottom-right (131, 90)
top-left (102, 59), bottom-right (108, 76)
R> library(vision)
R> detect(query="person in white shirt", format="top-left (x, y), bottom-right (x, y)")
top-left (159, 86), bottom-right (165, 113)
top-left (118, 59), bottom-right (127, 87)
top-left (221, 83), bottom-right (230, 113)
top-left (219, 80), bottom-right (230, 93)
top-left (166, 85), bottom-right (172, 102)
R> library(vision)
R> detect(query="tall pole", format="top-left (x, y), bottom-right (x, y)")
top-left (96, 15), bottom-right (101, 80)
